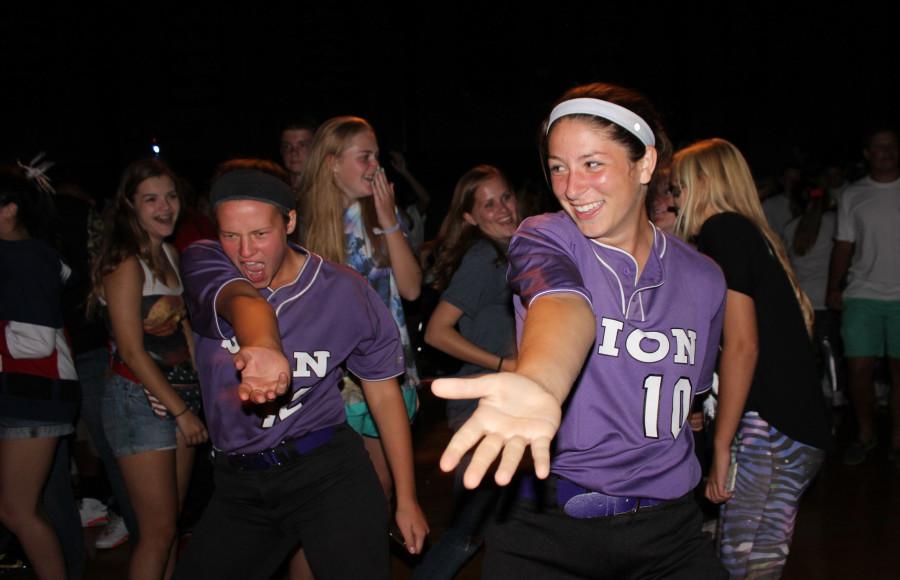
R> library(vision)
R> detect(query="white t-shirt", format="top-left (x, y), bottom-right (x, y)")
top-left (785, 212), bottom-right (835, 310)
top-left (762, 193), bottom-right (793, 239)
top-left (835, 176), bottom-right (900, 301)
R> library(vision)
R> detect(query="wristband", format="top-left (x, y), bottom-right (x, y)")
top-left (496, 357), bottom-right (504, 372)
top-left (373, 223), bottom-right (401, 235)
top-left (173, 407), bottom-right (189, 418)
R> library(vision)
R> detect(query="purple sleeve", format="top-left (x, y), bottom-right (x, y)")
top-left (507, 213), bottom-right (593, 308)
top-left (346, 280), bottom-right (405, 381)
top-left (181, 240), bottom-right (249, 340)
top-left (695, 285), bottom-right (725, 394)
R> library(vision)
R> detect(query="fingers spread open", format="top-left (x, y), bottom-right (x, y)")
top-left (440, 423), bottom-right (485, 473)
top-left (432, 377), bottom-right (490, 401)
top-left (495, 436), bottom-right (526, 486)
top-left (463, 432), bottom-right (504, 489)
top-left (530, 437), bottom-right (553, 479)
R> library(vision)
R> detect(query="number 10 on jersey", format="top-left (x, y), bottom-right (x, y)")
top-left (642, 375), bottom-right (693, 439)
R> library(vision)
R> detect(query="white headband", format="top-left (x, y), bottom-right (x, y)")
top-left (547, 98), bottom-right (656, 147)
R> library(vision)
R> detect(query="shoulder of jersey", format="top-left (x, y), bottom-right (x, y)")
top-left (314, 257), bottom-right (371, 291)
top-left (663, 230), bottom-right (726, 287)
top-left (519, 210), bottom-right (570, 232)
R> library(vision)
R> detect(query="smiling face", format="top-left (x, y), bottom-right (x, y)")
top-left (332, 130), bottom-right (379, 203)
top-left (134, 175), bottom-right (180, 243)
top-left (463, 176), bottom-right (519, 242)
top-left (546, 117), bottom-right (655, 245)
top-left (216, 199), bottom-right (300, 289)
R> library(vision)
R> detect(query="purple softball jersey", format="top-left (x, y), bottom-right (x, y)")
top-left (181, 241), bottom-right (405, 454)
top-left (509, 212), bottom-right (726, 500)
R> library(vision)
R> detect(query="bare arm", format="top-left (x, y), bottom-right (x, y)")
top-left (373, 168), bottom-right (422, 300)
top-left (424, 301), bottom-right (516, 372)
top-left (104, 257), bottom-right (207, 445)
top-left (826, 240), bottom-right (853, 311)
top-left (361, 377), bottom-right (429, 554)
top-left (215, 281), bottom-right (291, 404)
top-left (432, 293), bottom-right (595, 488)
top-left (706, 289), bottom-right (758, 503)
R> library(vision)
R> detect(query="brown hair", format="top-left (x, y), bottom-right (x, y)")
top-left (89, 158), bottom-right (182, 314)
top-left (428, 165), bottom-right (514, 291)
top-left (542, 82), bottom-right (673, 196)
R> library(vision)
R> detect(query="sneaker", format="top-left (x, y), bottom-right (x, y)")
top-left (79, 497), bottom-right (109, 528)
top-left (843, 438), bottom-right (877, 466)
top-left (95, 513), bottom-right (129, 549)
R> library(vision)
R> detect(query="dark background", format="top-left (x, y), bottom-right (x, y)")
top-left (2, 3), bottom-right (897, 205)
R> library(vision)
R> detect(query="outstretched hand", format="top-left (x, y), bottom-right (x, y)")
top-left (233, 345), bottom-right (291, 404)
top-left (432, 372), bottom-right (561, 489)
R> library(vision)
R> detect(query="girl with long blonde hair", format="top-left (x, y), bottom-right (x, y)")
top-left (673, 138), bottom-right (829, 578)
top-left (300, 116), bottom-right (421, 491)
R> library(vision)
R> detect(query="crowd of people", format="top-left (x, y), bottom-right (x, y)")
top-left (0, 81), bottom-right (897, 580)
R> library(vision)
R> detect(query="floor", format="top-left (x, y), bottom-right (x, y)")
top-left (6, 390), bottom-right (900, 579)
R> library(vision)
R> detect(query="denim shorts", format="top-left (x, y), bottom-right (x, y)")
top-left (0, 416), bottom-right (74, 440)
top-left (103, 373), bottom-right (177, 457)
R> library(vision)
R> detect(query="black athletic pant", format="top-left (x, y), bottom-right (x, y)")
top-left (484, 479), bottom-right (727, 580)
top-left (174, 425), bottom-right (389, 580)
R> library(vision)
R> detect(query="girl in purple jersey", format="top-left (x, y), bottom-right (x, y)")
top-left (673, 139), bottom-right (828, 578)
top-left (433, 84), bottom-right (728, 579)
top-left (90, 159), bottom-right (208, 580)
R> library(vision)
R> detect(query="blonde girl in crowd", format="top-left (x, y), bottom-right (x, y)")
top-left (673, 138), bottom-right (829, 578)
top-left (300, 116), bottom-right (421, 493)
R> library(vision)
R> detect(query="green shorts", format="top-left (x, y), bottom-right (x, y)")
top-left (345, 384), bottom-right (419, 438)
top-left (842, 298), bottom-right (900, 358)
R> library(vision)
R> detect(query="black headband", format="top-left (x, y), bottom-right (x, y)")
top-left (210, 169), bottom-right (294, 212)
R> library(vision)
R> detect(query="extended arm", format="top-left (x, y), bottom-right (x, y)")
top-left (215, 281), bottom-right (291, 404)
top-left (361, 377), bottom-right (429, 554)
top-left (425, 301), bottom-right (516, 372)
top-left (706, 289), bottom-right (758, 503)
top-left (432, 293), bottom-right (595, 488)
